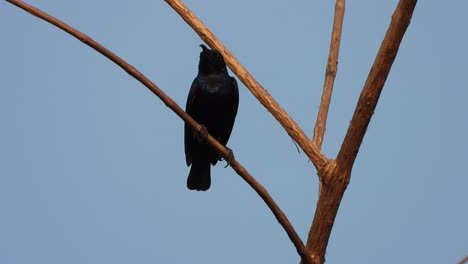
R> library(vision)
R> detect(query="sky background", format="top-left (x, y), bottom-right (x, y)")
top-left (1, 1), bottom-right (467, 263)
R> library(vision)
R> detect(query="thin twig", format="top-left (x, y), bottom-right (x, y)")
top-left (4, 1), bottom-right (315, 264)
top-left (312, 0), bottom-right (345, 150)
top-left (165, 0), bottom-right (328, 173)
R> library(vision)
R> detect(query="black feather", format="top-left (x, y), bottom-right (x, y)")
top-left (184, 44), bottom-right (239, 191)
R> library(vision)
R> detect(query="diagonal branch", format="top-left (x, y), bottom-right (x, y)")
top-left (4, 1), bottom-right (315, 263)
top-left (165, 0), bottom-right (328, 172)
top-left (335, 0), bottom-right (417, 173)
top-left (312, 0), bottom-right (345, 150)
top-left (458, 256), bottom-right (468, 264)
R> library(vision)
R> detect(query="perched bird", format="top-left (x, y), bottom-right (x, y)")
top-left (184, 44), bottom-right (239, 191)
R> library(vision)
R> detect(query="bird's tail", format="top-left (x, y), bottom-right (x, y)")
top-left (187, 161), bottom-right (211, 191)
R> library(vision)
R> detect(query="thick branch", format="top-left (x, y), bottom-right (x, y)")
top-left (304, 161), bottom-right (344, 264)
top-left (305, 1), bottom-right (417, 263)
top-left (5, 1), bottom-right (314, 264)
top-left (335, 0), bottom-right (417, 172)
top-left (458, 256), bottom-right (468, 264)
top-left (165, 0), bottom-right (328, 172)
top-left (312, 0), bottom-right (345, 149)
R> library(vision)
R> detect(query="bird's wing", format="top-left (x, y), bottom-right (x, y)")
top-left (231, 77), bottom-right (239, 113)
top-left (184, 77), bottom-right (201, 166)
top-left (220, 77), bottom-right (239, 145)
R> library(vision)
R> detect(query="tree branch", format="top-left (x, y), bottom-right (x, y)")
top-left (305, 1), bottom-right (417, 263)
top-left (5, 1), bottom-right (315, 263)
top-left (312, 0), bottom-right (345, 149)
top-left (335, 0), bottom-right (417, 173)
top-left (165, 0), bottom-right (328, 173)
top-left (458, 256), bottom-right (468, 264)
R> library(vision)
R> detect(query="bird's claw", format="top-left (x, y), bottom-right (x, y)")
top-left (223, 147), bottom-right (235, 168)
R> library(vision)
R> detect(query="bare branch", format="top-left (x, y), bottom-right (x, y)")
top-left (312, 0), bottom-right (345, 149)
top-left (458, 256), bottom-right (468, 264)
top-left (336, 0), bottom-right (417, 173)
top-left (165, 0), bottom-right (328, 173)
top-left (305, 1), bottom-right (418, 263)
top-left (5, 1), bottom-right (315, 263)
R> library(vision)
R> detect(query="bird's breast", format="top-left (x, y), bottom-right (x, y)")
top-left (200, 75), bottom-right (234, 97)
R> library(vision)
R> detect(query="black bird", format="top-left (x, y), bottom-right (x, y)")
top-left (184, 44), bottom-right (239, 191)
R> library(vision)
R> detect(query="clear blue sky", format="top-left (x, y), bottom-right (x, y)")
top-left (1, 1), bottom-right (467, 263)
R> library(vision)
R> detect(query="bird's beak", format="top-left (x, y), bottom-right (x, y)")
top-left (200, 44), bottom-right (209, 52)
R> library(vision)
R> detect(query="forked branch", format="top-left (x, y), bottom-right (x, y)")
top-left (305, 1), bottom-right (417, 263)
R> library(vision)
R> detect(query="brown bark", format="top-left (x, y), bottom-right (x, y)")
top-left (458, 256), bottom-right (468, 264)
top-left (336, 0), bottom-right (417, 171)
top-left (305, 1), bottom-right (417, 263)
top-left (313, 0), bottom-right (345, 149)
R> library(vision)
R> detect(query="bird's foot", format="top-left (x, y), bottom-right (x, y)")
top-left (195, 124), bottom-right (209, 142)
top-left (223, 147), bottom-right (235, 168)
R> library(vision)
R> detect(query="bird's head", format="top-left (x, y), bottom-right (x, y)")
top-left (198, 44), bottom-right (228, 74)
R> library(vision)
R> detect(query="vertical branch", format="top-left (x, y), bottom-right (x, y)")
top-left (312, 0), bottom-right (345, 149)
